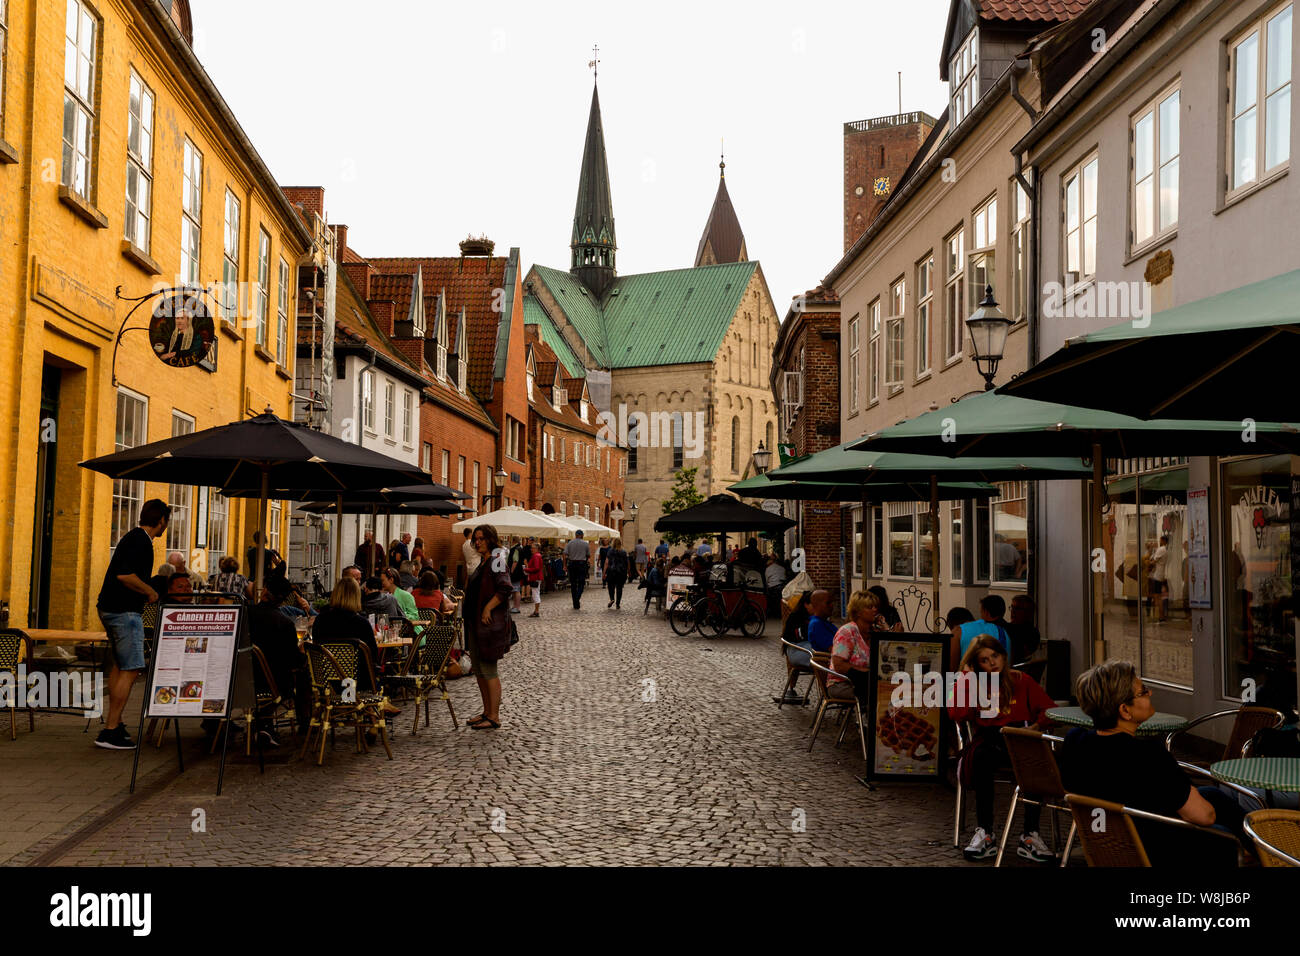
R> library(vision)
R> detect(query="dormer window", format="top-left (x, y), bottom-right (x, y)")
top-left (457, 350), bottom-right (467, 394)
top-left (580, 399), bottom-right (589, 422)
top-left (527, 371), bottom-right (535, 400)
top-left (553, 385), bottom-right (566, 409)
top-left (950, 29), bottom-right (979, 127)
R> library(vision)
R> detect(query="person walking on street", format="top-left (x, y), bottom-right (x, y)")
top-left (462, 527), bottom-right (480, 580)
top-left (526, 545), bottom-right (545, 617)
top-left (565, 530), bottom-right (591, 609)
top-left (95, 499), bottom-right (170, 750)
top-left (604, 537), bottom-right (630, 610)
top-left (655, 540), bottom-right (669, 560)
top-left (507, 536), bottom-right (524, 614)
top-left (462, 525), bottom-right (514, 730)
top-left (634, 539), bottom-right (649, 579)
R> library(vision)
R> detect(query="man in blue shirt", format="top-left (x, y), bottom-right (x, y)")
top-left (806, 589), bottom-right (838, 653)
top-left (696, 540), bottom-right (712, 558)
top-left (957, 594), bottom-right (1014, 663)
top-left (655, 541), bottom-right (669, 559)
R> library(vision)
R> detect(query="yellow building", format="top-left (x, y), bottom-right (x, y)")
top-left (0, 0), bottom-right (312, 629)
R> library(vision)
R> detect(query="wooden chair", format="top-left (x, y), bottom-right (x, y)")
top-left (775, 638), bottom-right (814, 708)
top-left (0, 632), bottom-right (34, 740)
top-left (1065, 793), bottom-right (1239, 867)
top-left (1165, 706), bottom-right (1286, 762)
top-left (995, 728), bottom-right (1076, 867)
top-left (805, 655), bottom-right (867, 767)
top-left (1244, 810), bottom-right (1300, 867)
top-left (384, 623), bottom-right (458, 734)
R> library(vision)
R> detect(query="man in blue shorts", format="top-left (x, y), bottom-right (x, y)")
top-left (95, 499), bottom-right (170, 750)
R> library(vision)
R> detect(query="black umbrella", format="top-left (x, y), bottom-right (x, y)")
top-left (301, 499), bottom-right (468, 517)
top-left (80, 411), bottom-right (428, 593)
top-left (655, 494), bottom-right (795, 554)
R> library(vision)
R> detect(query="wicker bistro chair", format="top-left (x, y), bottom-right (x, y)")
top-left (203, 645), bottom-right (298, 755)
top-left (995, 728), bottom-right (1076, 867)
top-left (1165, 706), bottom-right (1286, 762)
top-left (776, 638), bottom-right (815, 708)
top-left (805, 655), bottom-right (868, 766)
top-left (301, 641), bottom-right (394, 765)
top-left (0, 632), bottom-right (34, 740)
top-left (1064, 793), bottom-right (1240, 867)
top-left (1244, 810), bottom-right (1300, 866)
top-left (384, 623), bottom-right (458, 735)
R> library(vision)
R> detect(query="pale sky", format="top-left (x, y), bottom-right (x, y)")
top-left (192, 0), bottom-right (951, 314)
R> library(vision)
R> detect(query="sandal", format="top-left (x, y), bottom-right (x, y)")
top-left (465, 714), bottom-right (486, 726)
top-left (468, 717), bottom-right (500, 730)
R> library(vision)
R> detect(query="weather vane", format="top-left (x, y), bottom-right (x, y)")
top-left (589, 44), bottom-right (600, 79)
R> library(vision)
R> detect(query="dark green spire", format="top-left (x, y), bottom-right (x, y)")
top-left (571, 82), bottom-right (617, 299)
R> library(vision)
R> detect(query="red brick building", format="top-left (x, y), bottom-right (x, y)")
top-left (772, 284), bottom-right (841, 590)
top-left (843, 112), bottom-right (937, 251)
top-left (524, 328), bottom-right (626, 528)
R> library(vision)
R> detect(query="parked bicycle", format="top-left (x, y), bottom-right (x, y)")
top-left (667, 582), bottom-right (765, 639)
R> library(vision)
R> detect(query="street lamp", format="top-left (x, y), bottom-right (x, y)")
top-left (483, 467), bottom-right (508, 510)
top-left (966, 285), bottom-right (1013, 391)
top-left (628, 500), bottom-right (638, 523)
top-left (752, 442), bottom-right (773, 475)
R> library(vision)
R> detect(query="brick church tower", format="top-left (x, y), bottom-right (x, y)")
top-left (843, 111), bottom-right (937, 252)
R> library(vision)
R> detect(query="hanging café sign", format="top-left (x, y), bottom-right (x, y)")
top-left (112, 285), bottom-right (218, 386)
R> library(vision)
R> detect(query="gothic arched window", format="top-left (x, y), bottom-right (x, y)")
top-left (731, 416), bottom-right (740, 473)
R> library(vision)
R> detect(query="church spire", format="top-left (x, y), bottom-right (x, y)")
top-left (694, 153), bottom-right (748, 268)
top-left (571, 63), bottom-right (617, 300)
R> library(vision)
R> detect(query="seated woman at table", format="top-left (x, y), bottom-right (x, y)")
top-left (781, 590), bottom-right (815, 671)
top-left (950, 635), bottom-right (1056, 863)
top-left (826, 591), bottom-right (879, 702)
top-left (867, 586), bottom-right (904, 632)
top-left (1059, 660), bottom-right (1245, 863)
top-left (312, 577), bottom-right (386, 698)
top-left (412, 570), bottom-right (456, 618)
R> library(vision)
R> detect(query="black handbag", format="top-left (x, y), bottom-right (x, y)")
top-left (509, 618), bottom-right (520, 646)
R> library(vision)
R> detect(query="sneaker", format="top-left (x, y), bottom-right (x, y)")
top-left (962, 828), bottom-right (996, 861)
top-left (94, 724), bottom-right (136, 751)
top-left (1017, 831), bottom-right (1055, 863)
top-left (509, 608), bottom-right (521, 614)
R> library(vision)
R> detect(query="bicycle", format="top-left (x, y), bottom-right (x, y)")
top-left (668, 582), bottom-right (764, 639)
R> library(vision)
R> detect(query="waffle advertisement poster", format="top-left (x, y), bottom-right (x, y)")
top-left (146, 606), bottom-right (241, 719)
top-left (868, 636), bottom-right (948, 781)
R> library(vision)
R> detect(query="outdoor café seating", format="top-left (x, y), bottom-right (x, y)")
top-left (776, 638), bottom-right (814, 708)
top-left (384, 623), bottom-right (458, 735)
top-left (0, 632), bottom-right (33, 740)
top-left (951, 719), bottom-right (1016, 847)
top-left (805, 655), bottom-right (867, 766)
top-left (996, 728), bottom-right (1076, 867)
top-left (1064, 793), bottom-right (1239, 867)
top-left (1243, 809), bottom-right (1300, 866)
top-left (1164, 705), bottom-right (1287, 764)
top-left (301, 640), bottom-right (394, 765)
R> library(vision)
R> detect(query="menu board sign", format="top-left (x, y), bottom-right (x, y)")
top-left (1188, 487), bottom-right (1211, 610)
top-left (667, 568), bottom-right (695, 603)
top-left (146, 606), bottom-right (241, 719)
top-left (867, 636), bottom-right (949, 782)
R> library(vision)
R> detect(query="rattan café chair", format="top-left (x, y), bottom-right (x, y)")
top-left (384, 623), bottom-right (459, 735)
top-left (1165, 705), bottom-right (1286, 762)
top-left (996, 727), bottom-right (1076, 867)
top-left (319, 641), bottom-right (394, 761)
top-left (1244, 810), bottom-right (1300, 867)
top-left (0, 631), bottom-right (34, 740)
top-left (1064, 793), bottom-right (1239, 867)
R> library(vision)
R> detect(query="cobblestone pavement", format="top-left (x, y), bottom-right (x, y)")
top-left (43, 596), bottom-right (1054, 866)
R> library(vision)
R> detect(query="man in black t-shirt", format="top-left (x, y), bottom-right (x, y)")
top-left (95, 499), bottom-right (171, 751)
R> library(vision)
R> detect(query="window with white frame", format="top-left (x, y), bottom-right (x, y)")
top-left (112, 389), bottom-right (147, 550)
top-left (1230, 4), bottom-right (1292, 192)
top-left (1133, 85), bottom-right (1180, 246)
top-left (868, 299), bottom-right (881, 403)
top-left (944, 227), bottom-right (965, 362)
top-left (950, 29), bottom-right (979, 127)
top-left (991, 481), bottom-right (1028, 584)
top-left (848, 315), bottom-right (860, 412)
top-left (950, 500), bottom-right (964, 583)
top-left (441, 450), bottom-right (450, 487)
top-left (255, 229), bottom-right (270, 346)
top-left (181, 139), bottom-right (202, 285)
top-left (1010, 178), bottom-right (1031, 322)
top-left (584, 505), bottom-right (591, 520)
top-left (268, 500), bottom-right (282, 555)
top-left (472, 463), bottom-right (480, 515)
top-left (222, 191), bottom-right (240, 325)
top-left (402, 389), bottom-right (412, 444)
top-left (208, 490), bottom-right (228, 572)
top-left (125, 70), bottom-right (154, 252)
top-left (888, 501), bottom-right (916, 578)
top-left (422, 442), bottom-right (432, 473)
top-left (458, 456), bottom-right (466, 494)
top-left (884, 279), bottom-right (905, 389)
top-left (361, 370), bottom-right (375, 430)
top-left (969, 194), bottom-right (996, 313)
top-left (872, 505), bottom-right (884, 577)
top-left (383, 381), bottom-right (395, 438)
top-left (916, 255), bottom-right (934, 377)
top-left (62, 1), bottom-right (98, 201)
top-left (436, 314), bottom-right (448, 380)
top-left (1064, 154), bottom-right (1099, 287)
top-left (167, 411), bottom-right (194, 554)
top-left (277, 257), bottom-right (290, 366)
top-left (561, 499), bottom-right (567, 516)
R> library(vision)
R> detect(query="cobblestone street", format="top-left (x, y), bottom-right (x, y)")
top-left (40, 599), bottom-right (1007, 867)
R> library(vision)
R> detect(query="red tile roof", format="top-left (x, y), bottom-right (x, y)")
top-left (978, 0), bottom-right (1092, 21)
top-left (367, 256), bottom-right (509, 400)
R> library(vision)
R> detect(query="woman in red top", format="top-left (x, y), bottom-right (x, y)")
top-left (525, 547), bottom-right (545, 617)
top-left (412, 570), bottom-right (456, 618)
top-left (949, 635), bottom-right (1056, 863)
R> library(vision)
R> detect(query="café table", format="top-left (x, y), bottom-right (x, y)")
top-left (9, 629), bottom-right (109, 724)
top-left (1045, 706), bottom-right (1190, 737)
top-left (1210, 758), bottom-right (1300, 808)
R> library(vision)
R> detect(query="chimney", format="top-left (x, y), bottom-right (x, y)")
top-left (331, 224), bottom-right (349, 260)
